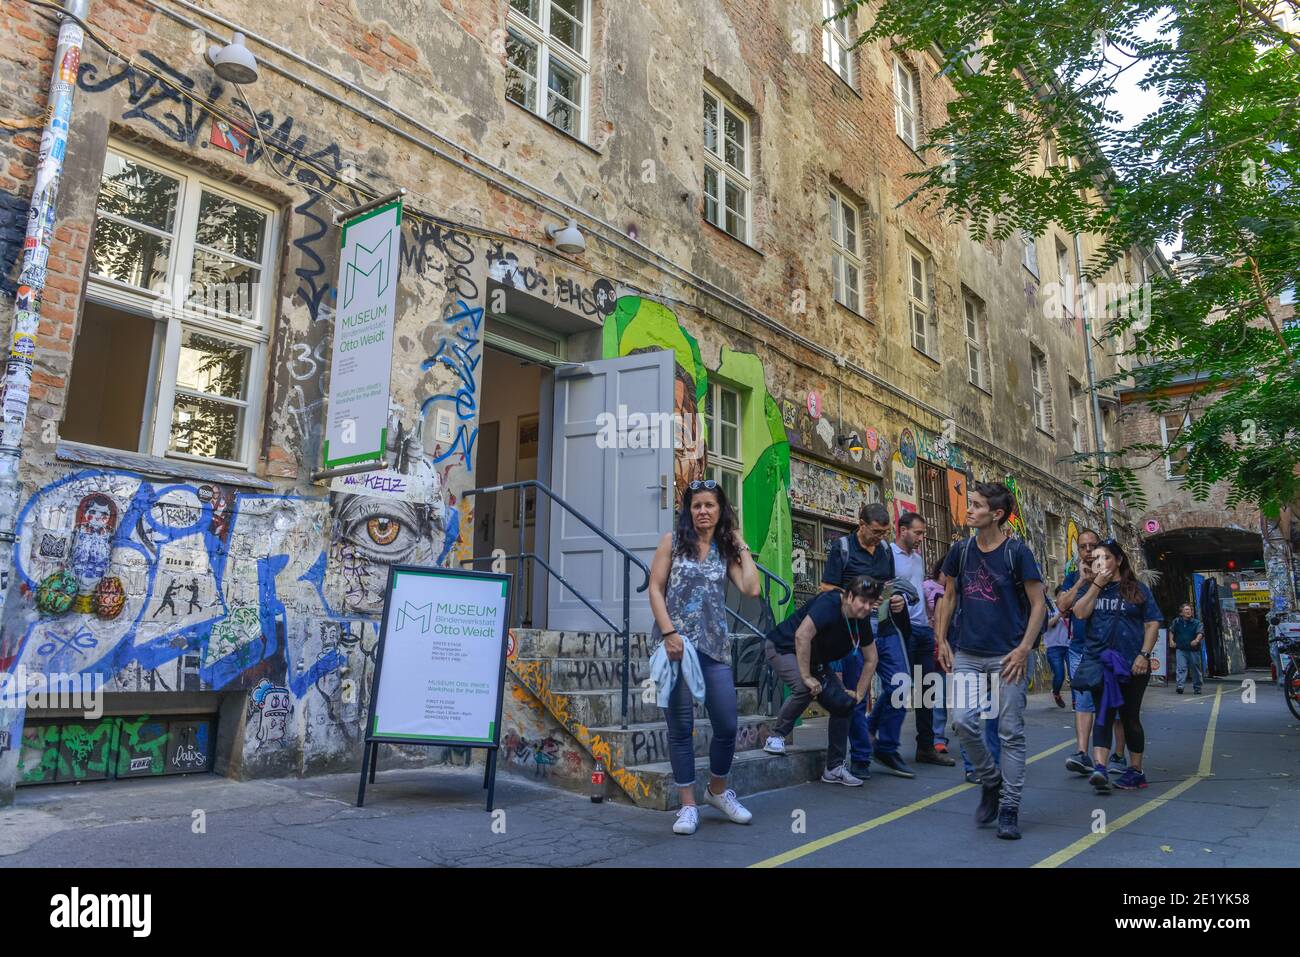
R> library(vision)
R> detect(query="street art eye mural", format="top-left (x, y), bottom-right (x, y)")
top-left (331, 496), bottom-right (432, 566)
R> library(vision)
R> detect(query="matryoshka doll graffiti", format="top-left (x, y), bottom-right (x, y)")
top-left (36, 492), bottom-right (126, 619)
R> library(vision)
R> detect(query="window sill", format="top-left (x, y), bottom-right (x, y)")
top-left (911, 345), bottom-right (941, 367)
top-left (1035, 427), bottom-right (1054, 440)
top-left (1022, 265), bottom-right (1040, 283)
top-left (835, 300), bottom-right (870, 323)
top-left (822, 62), bottom-right (862, 99)
top-left (506, 99), bottom-right (602, 157)
top-left (701, 218), bottom-right (764, 256)
top-left (55, 441), bottom-right (276, 490)
top-left (969, 379), bottom-right (992, 396)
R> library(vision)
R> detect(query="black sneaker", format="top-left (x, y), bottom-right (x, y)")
top-left (875, 752), bottom-right (916, 778)
top-left (1194, 687), bottom-right (1203, 694)
top-left (849, 760), bottom-right (872, 780)
top-left (964, 770), bottom-right (980, 784)
top-left (996, 806), bottom-right (1021, 840)
top-left (1176, 686), bottom-right (1184, 694)
top-left (1090, 763), bottom-right (1112, 793)
top-left (1065, 751), bottom-right (1092, 775)
top-left (916, 748), bottom-right (956, 767)
top-left (976, 777), bottom-right (1002, 825)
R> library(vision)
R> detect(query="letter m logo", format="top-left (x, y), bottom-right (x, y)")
top-left (395, 601), bottom-right (433, 634)
top-left (342, 229), bottom-right (392, 309)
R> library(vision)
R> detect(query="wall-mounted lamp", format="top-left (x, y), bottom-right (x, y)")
top-left (206, 32), bottom-right (259, 85)
top-left (545, 218), bottom-right (586, 255)
top-left (837, 433), bottom-right (864, 455)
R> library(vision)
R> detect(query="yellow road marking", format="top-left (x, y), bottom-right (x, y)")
top-left (1032, 684), bottom-right (1224, 868)
top-left (749, 737), bottom-right (1075, 868)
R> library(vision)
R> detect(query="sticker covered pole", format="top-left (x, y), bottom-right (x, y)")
top-left (0, 1), bottom-right (90, 621)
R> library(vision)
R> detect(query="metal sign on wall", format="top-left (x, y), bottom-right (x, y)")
top-left (323, 196), bottom-right (404, 469)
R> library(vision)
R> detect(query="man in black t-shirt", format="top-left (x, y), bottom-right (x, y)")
top-left (762, 577), bottom-right (883, 786)
top-left (821, 501), bottom-right (913, 779)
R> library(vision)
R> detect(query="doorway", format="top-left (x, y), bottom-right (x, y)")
top-left (474, 344), bottom-right (548, 624)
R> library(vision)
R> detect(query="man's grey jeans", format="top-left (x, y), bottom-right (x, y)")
top-left (952, 651), bottom-right (1029, 809)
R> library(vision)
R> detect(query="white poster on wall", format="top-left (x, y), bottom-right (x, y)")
top-left (323, 197), bottom-right (403, 468)
top-left (369, 566), bottom-right (509, 744)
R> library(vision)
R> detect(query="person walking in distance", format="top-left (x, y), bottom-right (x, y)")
top-left (647, 479), bottom-right (761, 835)
top-left (762, 577), bottom-right (884, 787)
top-left (821, 502), bottom-right (913, 779)
top-left (1169, 603), bottom-right (1204, 694)
top-left (1044, 586), bottom-right (1071, 708)
top-left (1057, 530), bottom-right (1128, 777)
top-left (924, 556), bottom-right (953, 757)
top-left (1069, 539), bottom-right (1162, 792)
top-left (934, 483), bottom-right (1047, 840)
top-left (894, 513), bottom-right (954, 766)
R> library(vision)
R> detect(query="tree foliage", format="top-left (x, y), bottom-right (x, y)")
top-left (839, 0), bottom-right (1300, 515)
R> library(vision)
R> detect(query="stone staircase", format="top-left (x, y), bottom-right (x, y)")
top-left (508, 629), bottom-right (827, 811)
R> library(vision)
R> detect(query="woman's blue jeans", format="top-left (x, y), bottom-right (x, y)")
top-left (663, 651), bottom-right (737, 787)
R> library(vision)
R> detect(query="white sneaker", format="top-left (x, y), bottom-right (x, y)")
top-left (703, 786), bottom-right (753, 824)
top-left (763, 735), bottom-right (787, 755)
top-left (820, 764), bottom-right (864, 787)
top-left (672, 804), bottom-right (699, 835)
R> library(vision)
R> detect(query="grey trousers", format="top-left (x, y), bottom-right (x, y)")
top-left (1175, 648), bottom-right (1202, 690)
top-left (764, 640), bottom-right (852, 770)
top-left (952, 651), bottom-right (1029, 809)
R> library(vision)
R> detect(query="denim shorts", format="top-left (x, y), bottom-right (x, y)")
top-left (1067, 647), bottom-right (1095, 713)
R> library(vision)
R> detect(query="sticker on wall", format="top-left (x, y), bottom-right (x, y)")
top-left (806, 391), bottom-right (821, 419)
top-left (946, 468), bottom-right (967, 529)
top-left (1144, 519), bottom-right (1161, 534)
top-left (899, 429), bottom-right (917, 469)
top-left (872, 452), bottom-right (885, 475)
top-left (210, 118), bottom-right (251, 158)
top-left (865, 428), bottom-right (879, 452)
top-left (781, 400), bottom-right (798, 429)
top-left (890, 451), bottom-right (918, 526)
top-left (434, 407), bottom-right (455, 444)
top-left (815, 416), bottom-right (836, 449)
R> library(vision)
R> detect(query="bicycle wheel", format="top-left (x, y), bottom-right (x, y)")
top-left (1286, 662), bottom-right (1300, 721)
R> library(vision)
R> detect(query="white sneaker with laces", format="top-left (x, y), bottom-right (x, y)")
top-left (763, 735), bottom-right (787, 755)
top-left (703, 786), bottom-right (753, 824)
top-left (820, 764), bottom-right (864, 787)
top-left (672, 804), bottom-right (699, 834)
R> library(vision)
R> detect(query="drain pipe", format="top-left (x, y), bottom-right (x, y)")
top-left (0, 0), bottom-right (91, 629)
top-left (1074, 231), bottom-right (1115, 538)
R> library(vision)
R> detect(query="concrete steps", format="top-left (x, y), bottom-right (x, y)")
top-left (585, 713), bottom-right (783, 767)
top-left (560, 686), bottom-right (761, 726)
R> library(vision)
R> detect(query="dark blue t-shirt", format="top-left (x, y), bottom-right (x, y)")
top-left (767, 591), bottom-right (875, 672)
top-left (941, 537), bottom-right (1043, 656)
top-left (1170, 617), bottom-right (1202, 650)
top-left (822, 534), bottom-right (897, 637)
top-left (1082, 582), bottom-right (1163, 669)
top-left (1061, 570), bottom-right (1089, 651)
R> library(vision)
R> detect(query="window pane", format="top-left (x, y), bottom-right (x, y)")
top-left (721, 469), bottom-right (740, 513)
top-left (506, 32), bottom-right (539, 110)
top-left (510, 0), bottom-right (540, 23)
top-left (175, 330), bottom-right (249, 400)
top-left (91, 219), bottom-right (171, 291)
top-left (547, 58), bottom-right (581, 132)
top-left (724, 181), bottom-right (745, 238)
top-left (842, 204), bottom-right (856, 249)
top-left (189, 249), bottom-right (260, 319)
top-left (195, 191), bottom-right (265, 263)
top-left (549, 0), bottom-right (583, 51)
top-left (723, 110), bottom-right (745, 171)
top-left (61, 300), bottom-right (156, 453)
top-left (703, 93), bottom-right (718, 154)
top-left (169, 395), bottom-right (243, 461)
top-left (721, 388), bottom-right (739, 425)
top-left (844, 263), bottom-right (859, 310)
top-left (704, 165), bottom-right (719, 225)
top-left (97, 153), bottom-right (179, 231)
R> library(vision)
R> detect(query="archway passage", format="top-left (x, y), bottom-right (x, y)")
top-left (1143, 527), bottom-right (1269, 669)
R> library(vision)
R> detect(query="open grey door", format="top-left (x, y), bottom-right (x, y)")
top-left (547, 351), bottom-right (674, 631)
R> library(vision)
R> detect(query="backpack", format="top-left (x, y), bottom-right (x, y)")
top-left (953, 535), bottom-right (1045, 648)
top-left (836, 535), bottom-right (896, 581)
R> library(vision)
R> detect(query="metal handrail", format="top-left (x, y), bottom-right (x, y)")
top-left (462, 479), bottom-right (650, 729)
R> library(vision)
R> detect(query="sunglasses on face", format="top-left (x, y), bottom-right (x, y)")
top-left (688, 480), bottom-right (719, 491)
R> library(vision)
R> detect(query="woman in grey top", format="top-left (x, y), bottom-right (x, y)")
top-left (647, 479), bottom-right (760, 835)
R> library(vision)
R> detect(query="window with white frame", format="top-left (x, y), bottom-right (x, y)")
top-left (1030, 347), bottom-right (1053, 433)
top-left (829, 187), bottom-right (863, 314)
top-left (1020, 230), bottom-right (1039, 278)
top-left (703, 85), bottom-right (751, 242)
top-left (705, 382), bottom-right (744, 517)
top-left (907, 242), bottom-right (937, 359)
top-left (822, 0), bottom-right (856, 86)
top-left (1160, 411), bottom-right (1193, 479)
top-left (64, 144), bottom-right (277, 467)
top-left (1069, 378), bottom-right (1087, 452)
top-left (1045, 512), bottom-right (1063, 583)
top-left (893, 56), bottom-right (919, 150)
top-left (505, 0), bottom-right (589, 139)
top-left (1056, 237), bottom-right (1076, 319)
top-left (1101, 406), bottom-right (1115, 453)
top-left (963, 289), bottom-right (988, 391)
